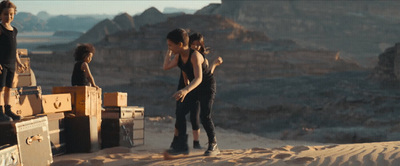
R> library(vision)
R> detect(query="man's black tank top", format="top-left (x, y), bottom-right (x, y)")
top-left (71, 61), bottom-right (90, 86)
top-left (0, 24), bottom-right (17, 64)
top-left (177, 49), bottom-right (215, 93)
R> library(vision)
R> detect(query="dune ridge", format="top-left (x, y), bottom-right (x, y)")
top-left (52, 117), bottom-right (400, 166)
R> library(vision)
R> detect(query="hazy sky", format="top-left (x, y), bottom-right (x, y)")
top-left (13, 0), bottom-right (221, 15)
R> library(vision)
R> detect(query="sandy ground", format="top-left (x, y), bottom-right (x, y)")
top-left (51, 116), bottom-right (400, 166)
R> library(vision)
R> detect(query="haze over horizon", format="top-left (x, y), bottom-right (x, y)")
top-left (13, 0), bottom-right (221, 15)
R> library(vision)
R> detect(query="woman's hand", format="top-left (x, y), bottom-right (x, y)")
top-left (166, 49), bottom-right (173, 58)
top-left (213, 57), bottom-right (223, 66)
top-left (173, 89), bottom-right (189, 102)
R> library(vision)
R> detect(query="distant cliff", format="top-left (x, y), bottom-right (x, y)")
top-left (196, 0), bottom-right (400, 67)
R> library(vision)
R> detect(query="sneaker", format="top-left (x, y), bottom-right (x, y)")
top-left (169, 136), bottom-right (178, 149)
top-left (0, 106), bottom-right (12, 122)
top-left (204, 142), bottom-right (220, 156)
top-left (193, 141), bottom-right (202, 149)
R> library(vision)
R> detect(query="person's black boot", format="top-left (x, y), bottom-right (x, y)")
top-left (166, 134), bottom-right (189, 155)
top-left (193, 140), bottom-right (202, 149)
top-left (169, 136), bottom-right (178, 149)
top-left (204, 142), bottom-right (220, 156)
top-left (0, 106), bottom-right (12, 122)
top-left (4, 105), bottom-right (21, 121)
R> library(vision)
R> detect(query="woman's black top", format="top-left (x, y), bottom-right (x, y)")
top-left (0, 24), bottom-right (17, 64)
top-left (178, 49), bottom-right (216, 94)
top-left (71, 61), bottom-right (89, 86)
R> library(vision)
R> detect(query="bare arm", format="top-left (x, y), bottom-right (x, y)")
top-left (163, 50), bottom-right (179, 70)
top-left (182, 71), bottom-right (190, 86)
top-left (173, 51), bottom-right (203, 102)
top-left (15, 51), bottom-right (27, 72)
top-left (81, 62), bottom-right (98, 88)
top-left (210, 57), bottom-right (223, 74)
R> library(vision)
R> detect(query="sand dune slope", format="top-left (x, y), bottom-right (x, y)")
top-left (52, 117), bottom-right (400, 166)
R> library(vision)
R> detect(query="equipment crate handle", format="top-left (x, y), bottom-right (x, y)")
top-left (53, 97), bottom-right (62, 109)
top-left (26, 134), bottom-right (43, 145)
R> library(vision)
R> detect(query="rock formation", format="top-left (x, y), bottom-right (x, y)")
top-left (133, 7), bottom-right (168, 30)
top-left (196, 0), bottom-right (400, 68)
top-left (371, 43), bottom-right (400, 82)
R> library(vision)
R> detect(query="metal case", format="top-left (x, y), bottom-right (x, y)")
top-left (45, 112), bottom-right (66, 156)
top-left (101, 118), bottom-right (134, 148)
top-left (0, 144), bottom-right (20, 166)
top-left (0, 116), bottom-right (53, 166)
top-left (102, 106), bottom-right (134, 119)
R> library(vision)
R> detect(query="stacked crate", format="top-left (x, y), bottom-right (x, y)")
top-left (0, 116), bottom-right (53, 165)
top-left (52, 86), bottom-right (102, 153)
top-left (101, 92), bottom-right (144, 149)
top-left (0, 49), bottom-right (73, 165)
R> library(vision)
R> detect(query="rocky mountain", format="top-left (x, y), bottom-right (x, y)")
top-left (46, 15), bottom-right (101, 32)
top-left (30, 3), bottom-right (400, 144)
top-left (196, 0), bottom-right (400, 68)
top-left (133, 7), bottom-right (168, 30)
top-left (163, 7), bottom-right (196, 14)
top-left (14, 12), bottom-right (46, 31)
top-left (13, 12), bottom-right (108, 32)
top-left (371, 43), bottom-right (400, 82)
top-left (36, 11), bottom-right (51, 21)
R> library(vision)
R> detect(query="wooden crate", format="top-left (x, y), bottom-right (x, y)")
top-left (9, 86), bottom-right (43, 116)
top-left (42, 93), bottom-right (72, 113)
top-left (65, 116), bottom-right (99, 153)
top-left (103, 92), bottom-right (127, 107)
top-left (52, 86), bottom-right (102, 132)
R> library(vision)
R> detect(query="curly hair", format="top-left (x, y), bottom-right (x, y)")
top-left (74, 43), bottom-right (95, 61)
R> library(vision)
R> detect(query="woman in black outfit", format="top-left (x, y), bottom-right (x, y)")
top-left (163, 28), bottom-right (220, 156)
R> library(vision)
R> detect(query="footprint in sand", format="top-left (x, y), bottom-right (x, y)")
top-left (106, 154), bottom-right (125, 159)
top-left (291, 146), bottom-right (310, 153)
top-left (89, 159), bottom-right (105, 165)
top-left (51, 160), bottom-right (82, 166)
top-left (251, 147), bottom-right (273, 154)
top-left (236, 157), bottom-right (270, 163)
top-left (273, 153), bottom-right (292, 159)
top-left (204, 157), bottom-right (221, 162)
top-left (320, 145), bottom-right (338, 150)
top-left (285, 157), bottom-right (315, 164)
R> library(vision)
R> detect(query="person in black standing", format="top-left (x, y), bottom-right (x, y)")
top-left (0, 0), bottom-right (25, 121)
top-left (170, 33), bottom-right (223, 150)
top-left (71, 43), bottom-right (99, 89)
top-left (163, 28), bottom-right (220, 156)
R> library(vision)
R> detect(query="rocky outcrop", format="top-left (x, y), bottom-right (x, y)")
top-left (70, 13), bottom-right (136, 45)
top-left (133, 7), bottom-right (168, 30)
top-left (371, 43), bottom-right (400, 82)
top-left (14, 12), bottom-right (46, 31)
top-left (113, 13), bottom-right (135, 31)
top-left (197, 0), bottom-right (400, 68)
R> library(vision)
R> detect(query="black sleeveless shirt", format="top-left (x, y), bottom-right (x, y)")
top-left (71, 61), bottom-right (90, 86)
top-left (0, 24), bottom-right (17, 64)
top-left (178, 49), bottom-right (215, 93)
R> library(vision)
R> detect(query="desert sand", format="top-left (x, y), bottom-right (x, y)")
top-left (51, 116), bottom-right (400, 166)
